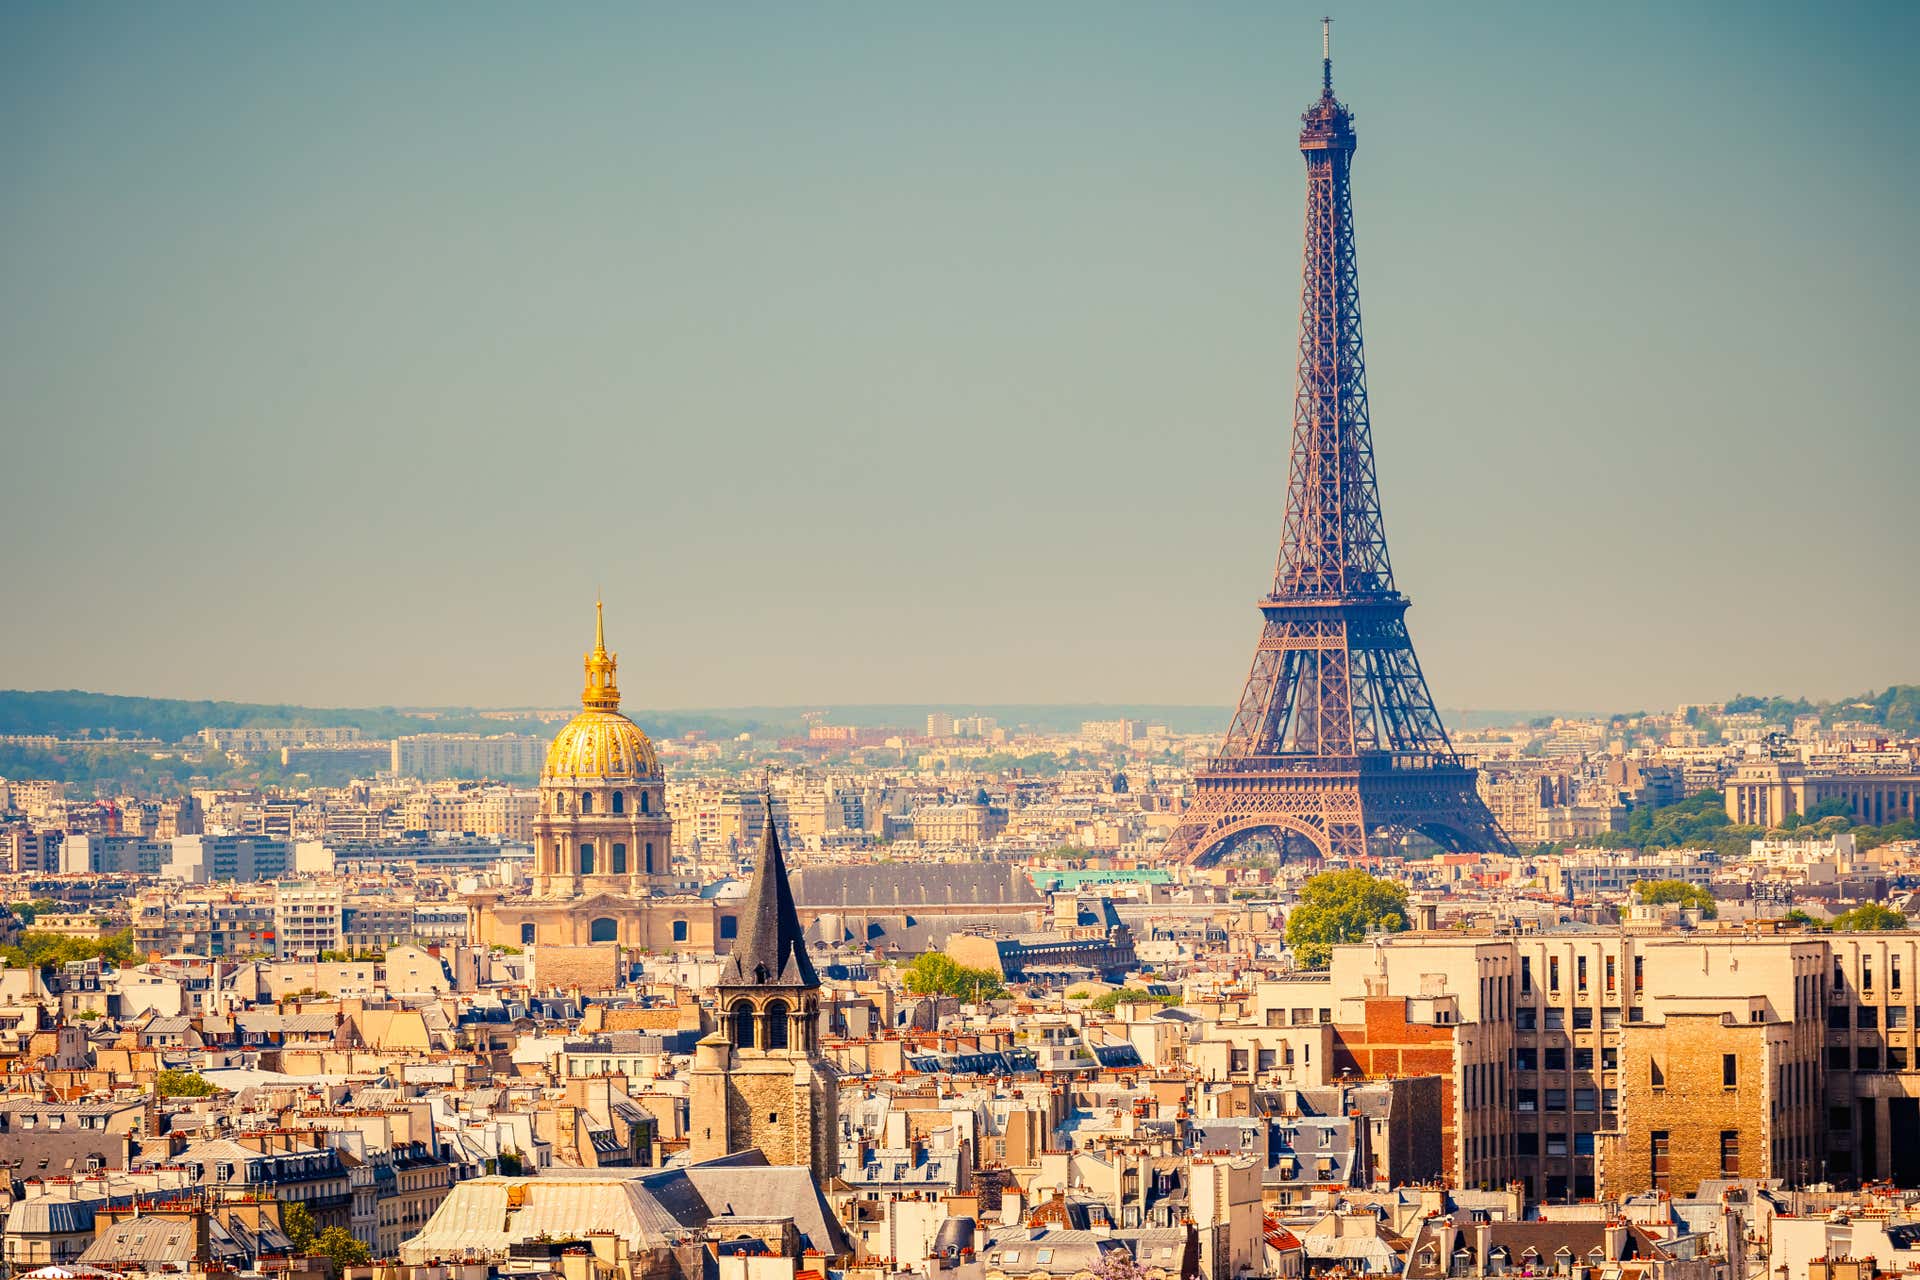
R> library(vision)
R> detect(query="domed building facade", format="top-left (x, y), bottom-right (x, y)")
top-left (470, 603), bottom-right (733, 958)
top-left (531, 602), bottom-right (673, 898)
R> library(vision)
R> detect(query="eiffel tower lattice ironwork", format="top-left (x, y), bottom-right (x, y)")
top-left (1167, 22), bottom-right (1509, 866)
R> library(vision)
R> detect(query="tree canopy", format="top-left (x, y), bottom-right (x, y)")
top-left (1832, 904), bottom-right (1907, 932)
top-left (902, 952), bottom-right (1008, 1002)
top-left (1632, 879), bottom-right (1717, 917)
top-left (155, 1068), bottom-right (218, 1098)
top-left (1, 929), bottom-right (140, 973)
top-left (1284, 870), bottom-right (1410, 969)
top-left (1088, 987), bottom-right (1180, 1013)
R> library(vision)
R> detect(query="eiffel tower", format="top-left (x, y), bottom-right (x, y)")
top-left (1167, 22), bottom-right (1509, 866)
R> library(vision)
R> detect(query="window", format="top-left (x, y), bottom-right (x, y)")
top-left (1577, 956), bottom-right (1588, 993)
top-left (1574, 1088), bottom-right (1597, 1111)
top-left (579, 842), bottom-right (595, 875)
top-left (1651, 1057), bottom-right (1665, 1089)
top-left (590, 917), bottom-right (618, 944)
top-left (1521, 957), bottom-right (1533, 992)
top-left (1545, 1048), bottom-right (1567, 1071)
top-left (1602, 1088), bottom-right (1618, 1111)
top-left (1545, 1089), bottom-right (1567, 1112)
top-left (1720, 1130), bottom-right (1741, 1176)
top-left (1516, 1132), bottom-right (1539, 1156)
top-left (1602, 1007), bottom-right (1621, 1029)
top-left (1865, 957), bottom-right (1875, 993)
top-left (1605, 956), bottom-right (1616, 994)
top-left (1859, 1047), bottom-right (1881, 1070)
top-left (1891, 1048), bottom-right (1908, 1070)
top-left (1859, 1006), bottom-right (1879, 1029)
top-left (1550, 957), bottom-right (1561, 992)
top-left (644, 842), bottom-right (655, 874)
top-left (1575, 1132), bottom-right (1596, 1156)
top-left (730, 1000), bottom-right (756, 1048)
top-left (1829, 1046), bottom-right (1852, 1069)
top-left (612, 843), bottom-right (627, 874)
top-left (1723, 1054), bottom-right (1738, 1088)
top-left (1573, 1007), bottom-right (1593, 1029)
top-left (1516, 1008), bottom-right (1537, 1032)
top-left (765, 998), bottom-right (790, 1050)
top-left (1573, 1048), bottom-right (1593, 1071)
top-left (612, 790), bottom-right (624, 814)
top-left (1891, 1006), bottom-right (1909, 1029)
top-left (672, 918), bottom-right (688, 943)
top-left (1829, 1006), bottom-right (1851, 1029)
top-left (1837, 958), bottom-right (1847, 992)
top-left (1544, 1008), bottom-right (1565, 1031)
top-left (1634, 955), bottom-right (1645, 993)
top-left (521, 923), bottom-right (536, 945)
top-left (1517, 1090), bottom-right (1537, 1113)
top-left (1896, 956), bottom-right (1904, 991)
top-left (1651, 1131), bottom-right (1670, 1190)
top-left (581, 792), bottom-right (593, 814)
top-left (720, 915), bottom-right (738, 940)
top-left (1546, 1133), bottom-right (1568, 1156)
top-left (1831, 1105), bottom-right (1854, 1132)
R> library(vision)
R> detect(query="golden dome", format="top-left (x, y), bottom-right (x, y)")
top-left (544, 709), bottom-right (659, 781)
top-left (542, 601), bottom-right (660, 781)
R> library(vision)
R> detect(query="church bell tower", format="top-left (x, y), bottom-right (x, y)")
top-left (688, 813), bottom-right (839, 1186)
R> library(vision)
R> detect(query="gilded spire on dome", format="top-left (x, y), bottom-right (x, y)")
top-left (582, 598), bottom-right (621, 711)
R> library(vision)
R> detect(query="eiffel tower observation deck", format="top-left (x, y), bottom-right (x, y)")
top-left (1167, 21), bottom-right (1509, 866)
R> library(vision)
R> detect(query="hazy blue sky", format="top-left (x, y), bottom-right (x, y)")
top-left (3, 2), bottom-right (1915, 714)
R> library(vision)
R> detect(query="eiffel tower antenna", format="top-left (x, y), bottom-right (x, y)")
top-left (1165, 24), bottom-right (1508, 866)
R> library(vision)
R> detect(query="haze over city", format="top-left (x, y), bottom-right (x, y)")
top-left (4, 2), bottom-right (1915, 713)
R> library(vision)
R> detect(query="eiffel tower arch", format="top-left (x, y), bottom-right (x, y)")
top-left (1167, 24), bottom-right (1510, 869)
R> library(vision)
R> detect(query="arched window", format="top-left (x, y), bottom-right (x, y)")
top-left (590, 918), bottom-right (619, 944)
top-left (765, 998), bottom-right (790, 1050)
top-left (554, 793), bottom-right (566, 814)
top-left (640, 791), bottom-right (650, 814)
top-left (672, 919), bottom-right (688, 943)
top-left (611, 790), bottom-right (624, 814)
top-left (612, 843), bottom-right (627, 874)
top-left (581, 792), bottom-right (593, 814)
top-left (730, 1000), bottom-right (756, 1049)
top-left (579, 843), bottom-right (595, 875)
top-left (720, 915), bottom-right (738, 940)
top-left (521, 923), bottom-right (536, 945)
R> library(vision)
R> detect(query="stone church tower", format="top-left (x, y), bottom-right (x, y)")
top-left (688, 814), bottom-right (839, 1186)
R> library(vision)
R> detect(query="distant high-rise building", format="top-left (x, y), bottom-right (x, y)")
top-left (925, 712), bottom-right (955, 740)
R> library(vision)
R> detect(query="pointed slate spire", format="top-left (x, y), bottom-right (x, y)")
top-left (720, 808), bottom-right (819, 990)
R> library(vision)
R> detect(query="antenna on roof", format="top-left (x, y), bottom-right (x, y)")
top-left (1321, 16), bottom-right (1334, 95)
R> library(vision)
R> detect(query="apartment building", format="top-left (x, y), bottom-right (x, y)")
top-left (1301, 930), bottom-right (1830, 1200)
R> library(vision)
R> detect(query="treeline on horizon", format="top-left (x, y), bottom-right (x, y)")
top-left (0, 690), bottom-right (758, 743)
top-left (2, 685), bottom-right (1915, 743)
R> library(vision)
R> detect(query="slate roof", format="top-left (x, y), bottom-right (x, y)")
top-left (717, 817), bottom-right (818, 991)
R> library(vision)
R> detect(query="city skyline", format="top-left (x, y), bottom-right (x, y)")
top-left (5, 3), bottom-right (1916, 712)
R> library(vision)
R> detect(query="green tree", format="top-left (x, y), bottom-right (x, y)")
top-left (1832, 904), bottom-right (1907, 932)
top-left (1089, 988), bottom-right (1180, 1013)
top-left (312, 1226), bottom-right (371, 1271)
top-left (1631, 880), bottom-right (1717, 917)
top-left (1284, 870), bottom-right (1410, 969)
top-left (282, 1201), bottom-right (317, 1253)
top-left (1782, 908), bottom-right (1820, 929)
top-left (902, 952), bottom-right (1008, 1001)
top-left (155, 1068), bottom-right (218, 1098)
